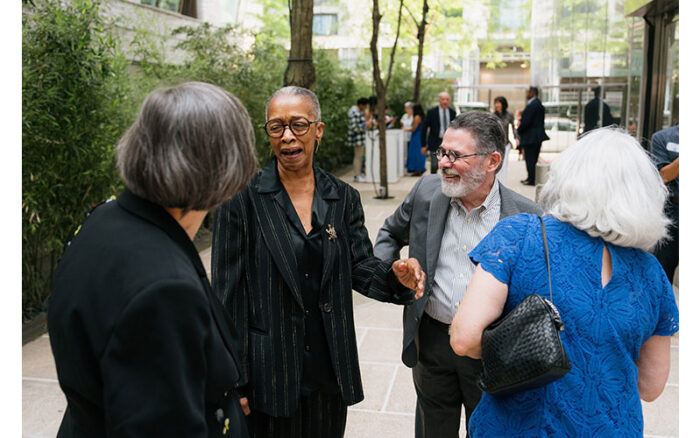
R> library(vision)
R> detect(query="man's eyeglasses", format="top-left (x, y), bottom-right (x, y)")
top-left (264, 117), bottom-right (321, 138)
top-left (434, 147), bottom-right (489, 163)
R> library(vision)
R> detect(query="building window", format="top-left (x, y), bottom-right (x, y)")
top-left (140, 0), bottom-right (197, 18)
top-left (313, 14), bottom-right (338, 35)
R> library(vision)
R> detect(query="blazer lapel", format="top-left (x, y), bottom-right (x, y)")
top-left (425, 192), bottom-right (450, 291)
top-left (497, 185), bottom-right (519, 219)
top-left (252, 160), bottom-right (304, 309)
top-left (317, 168), bottom-right (341, 290)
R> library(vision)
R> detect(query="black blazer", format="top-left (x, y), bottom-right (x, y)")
top-left (517, 97), bottom-right (550, 145)
top-left (48, 189), bottom-right (248, 438)
top-left (583, 98), bottom-right (614, 132)
top-left (422, 105), bottom-right (456, 151)
top-left (211, 159), bottom-right (411, 417)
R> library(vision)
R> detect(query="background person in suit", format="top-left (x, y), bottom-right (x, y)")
top-left (48, 82), bottom-right (257, 437)
top-left (517, 86), bottom-right (549, 186)
top-left (422, 92), bottom-right (456, 174)
top-left (211, 86), bottom-right (425, 438)
top-left (374, 111), bottom-right (542, 438)
top-left (583, 86), bottom-right (615, 133)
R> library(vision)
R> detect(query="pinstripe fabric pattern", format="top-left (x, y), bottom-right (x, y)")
top-left (425, 181), bottom-right (501, 324)
top-left (211, 159), bottom-right (408, 418)
top-left (247, 391), bottom-right (346, 438)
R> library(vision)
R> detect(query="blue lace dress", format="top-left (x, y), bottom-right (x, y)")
top-left (468, 214), bottom-right (679, 437)
top-left (406, 123), bottom-right (426, 173)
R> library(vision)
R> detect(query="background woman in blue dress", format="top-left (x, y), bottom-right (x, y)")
top-left (406, 103), bottom-right (426, 176)
top-left (450, 128), bottom-right (679, 437)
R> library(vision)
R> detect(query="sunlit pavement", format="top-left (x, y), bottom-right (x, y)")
top-left (22, 152), bottom-right (679, 437)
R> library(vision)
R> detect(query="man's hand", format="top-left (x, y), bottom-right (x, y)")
top-left (392, 258), bottom-right (425, 299)
top-left (421, 146), bottom-right (427, 155)
top-left (239, 397), bottom-right (250, 416)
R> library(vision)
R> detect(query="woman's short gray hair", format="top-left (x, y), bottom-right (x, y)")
top-left (539, 128), bottom-right (670, 251)
top-left (116, 82), bottom-right (257, 211)
top-left (264, 86), bottom-right (321, 120)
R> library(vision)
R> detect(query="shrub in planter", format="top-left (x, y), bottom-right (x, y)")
top-left (22, 0), bottom-right (130, 319)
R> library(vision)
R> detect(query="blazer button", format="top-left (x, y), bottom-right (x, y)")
top-left (322, 303), bottom-right (332, 313)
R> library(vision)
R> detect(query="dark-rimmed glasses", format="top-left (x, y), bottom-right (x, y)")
top-left (434, 147), bottom-right (489, 163)
top-left (264, 117), bottom-right (320, 138)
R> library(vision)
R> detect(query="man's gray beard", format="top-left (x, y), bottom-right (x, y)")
top-left (440, 166), bottom-right (486, 199)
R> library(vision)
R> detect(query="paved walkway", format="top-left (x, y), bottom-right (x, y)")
top-left (22, 152), bottom-right (679, 437)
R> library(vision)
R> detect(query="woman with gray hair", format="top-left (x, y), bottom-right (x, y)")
top-left (212, 86), bottom-right (425, 437)
top-left (449, 128), bottom-right (679, 436)
top-left (48, 82), bottom-right (256, 437)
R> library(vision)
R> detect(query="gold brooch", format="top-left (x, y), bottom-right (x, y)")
top-left (326, 224), bottom-right (337, 241)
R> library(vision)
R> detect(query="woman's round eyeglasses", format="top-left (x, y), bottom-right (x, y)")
top-left (434, 147), bottom-right (489, 163)
top-left (264, 117), bottom-right (321, 138)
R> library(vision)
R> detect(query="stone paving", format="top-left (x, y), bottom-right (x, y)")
top-left (22, 152), bottom-right (679, 437)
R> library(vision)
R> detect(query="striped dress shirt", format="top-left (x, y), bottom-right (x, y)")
top-left (425, 180), bottom-right (502, 324)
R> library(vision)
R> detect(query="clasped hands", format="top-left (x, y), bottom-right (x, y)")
top-left (392, 258), bottom-right (426, 299)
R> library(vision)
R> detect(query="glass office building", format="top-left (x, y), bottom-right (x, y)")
top-left (454, 0), bottom-right (678, 150)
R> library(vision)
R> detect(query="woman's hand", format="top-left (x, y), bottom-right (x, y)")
top-left (392, 258), bottom-right (425, 299)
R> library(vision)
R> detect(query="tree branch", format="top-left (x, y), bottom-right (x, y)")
top-left (384, 0), bottom-right (404, 89)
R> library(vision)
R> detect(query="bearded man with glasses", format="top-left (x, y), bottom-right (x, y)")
top-left (374, 111), bottom-right (541, 438)
top-left (211, 86), bottom-right (426, 438)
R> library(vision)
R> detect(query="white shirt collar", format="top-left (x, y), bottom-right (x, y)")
top-left (450, 179), bottom-right (500, 216)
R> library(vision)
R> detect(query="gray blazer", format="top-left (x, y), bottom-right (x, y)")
top-left (374, 174), bottom-right (542, 367)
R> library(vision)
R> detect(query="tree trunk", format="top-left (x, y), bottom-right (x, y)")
top-left (412, 0), bottom-right (429, 103)
top-left (285, 0), bottom-right (315, 90)
top-left (370, 0), bottom-right (403, 198)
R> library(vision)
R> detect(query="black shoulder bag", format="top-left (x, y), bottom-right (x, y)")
top-left (477, 216), bottom-right (571, 397)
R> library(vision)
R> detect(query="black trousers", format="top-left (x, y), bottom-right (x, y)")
top-left (413, 315), bottom-right (483, 438)
top-left (247, 390), bottom-right (347, 438)
top-left (523, 142), bottom-right (542, 184)
top-left (654, 200), bottom-right (679, 283)
top-left (429, 150), bottom-right (439, 174)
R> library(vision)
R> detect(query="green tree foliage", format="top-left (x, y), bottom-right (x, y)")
top-left (171, 23), bottom-right (288, 161)
top-left (480, 0), bottom-right (531, 69)
top-left (22, 0), bottom-right (380, 319)
top-left (313, 49), bottom-right (368, 170)
top-left (22, 0), bottom-right (131, 318)
top-left (385, 61), bottom-right (452, 116)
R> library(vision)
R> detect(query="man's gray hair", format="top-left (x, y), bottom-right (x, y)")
top-left (116, 81), bottom-right (257, 211)
top-left (265, 86), bottom-right (321, 120)
top-left (539, 128), bottom-right (670, 251)
top-left (448, 111), bottom-right (506, 172)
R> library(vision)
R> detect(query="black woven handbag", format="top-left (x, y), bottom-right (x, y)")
top-left (477, 216), bottom-right (571, 397)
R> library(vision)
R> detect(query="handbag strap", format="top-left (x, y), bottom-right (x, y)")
top-left (538, 215), bottom-right (553, 303)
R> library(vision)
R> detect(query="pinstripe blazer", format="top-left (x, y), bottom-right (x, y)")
top-left (211, 159), bottom-right (411, 417)
top-left (373, 175), bottom-right (542, 367)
